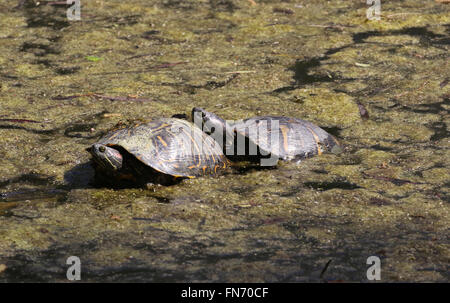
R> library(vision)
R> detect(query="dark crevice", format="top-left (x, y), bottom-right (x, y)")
top-left (1, 111), bottom-right (107, 137)
top-left (34, 59), bottom-right (53, 67)
top-left (0, 188), bottom-right (67, 203)
top-left (304, 180), bottom-right (362, 191)
top-left (209, 0), bottom-right (237, 13)
top-left (429, 122), bottom-right (449, 141)
top-left (320, 126), bottom-right (342, 138)
top-left (162, 0), bottom-right (198, 10)
top-left (23, 4), bottom-right (70, 30)
top-left (0, 173), bottom-right (55, 188)
top-left (353, 26), bottom-right (448, 48)
top-left (404, 100), bottom-right (449, 115)
top-left (371, 144), bottom-right (395, 152)
top-left (272, 45), bottom-right (357, 93)
top-left (146, 74), bottom-right (239, 93)
top-left (0, 124), bottom-right (58, 135)
top-left (274, 26), bottom-right (449, 94)
top-left (20, 42), bottom-right (60, 56)
top-left (290, 58), bottom-right (334, 85)
top-left (55, 66), bottom-right (81, 75)
top-left (272, 57), bottom-right (336, 93)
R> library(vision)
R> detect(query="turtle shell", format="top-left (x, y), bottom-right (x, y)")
top-left (231, 116), bottom-right (339, 161)
top-left (96, 118), bottom-right (229, 178)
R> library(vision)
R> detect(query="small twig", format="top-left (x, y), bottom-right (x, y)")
top-left (0, 118), bottom-right (43, 124)
top-left (320, 259), bottom-right (332, 279)
top-left (52, 93), bottom-right (154, 102)
top-left (102, 113), bottom-right (122, 118)
top-left (52, 94), bottom-right (87, 100)
top-left (132, 217), bottom-right (159, 222)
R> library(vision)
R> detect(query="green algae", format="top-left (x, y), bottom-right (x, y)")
top-left (0, 0), bottom-right (449, 282)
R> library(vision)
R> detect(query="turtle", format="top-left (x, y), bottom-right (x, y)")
top-left (191, 107), bottom-right (341, 166)
top-left (87, 118), bottom-right (230, 186)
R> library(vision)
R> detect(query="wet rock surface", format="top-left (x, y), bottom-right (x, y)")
top-left (0, 0), bottom-right (448, 282)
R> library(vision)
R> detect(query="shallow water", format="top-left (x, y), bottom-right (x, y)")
top-left (0, 0), bottom-right (448, 282)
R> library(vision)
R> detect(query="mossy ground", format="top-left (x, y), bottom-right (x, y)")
top-left (0, 0), bottom-right (448, 282)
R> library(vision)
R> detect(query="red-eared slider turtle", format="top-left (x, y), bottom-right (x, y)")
top-left (192, 107), bottom-right (340, 166)
top-left (87, 118), bottom-right (230, 186)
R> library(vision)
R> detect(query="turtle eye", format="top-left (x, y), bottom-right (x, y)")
top-left (99, 146), bottom-right (106, 153)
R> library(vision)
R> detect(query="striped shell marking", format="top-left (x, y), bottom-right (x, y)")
top-left (233, 116), bottom-right (339, 160)
top-left (98, 118), bottom-right (229, 177)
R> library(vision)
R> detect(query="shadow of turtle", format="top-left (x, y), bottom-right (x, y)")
top-left (64, 160), bottom-right (183, 189)
top-left (63, 161), bottom-right (96, 189)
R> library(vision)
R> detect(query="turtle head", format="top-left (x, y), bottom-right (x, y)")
top-left (191, 107), bottom-right (227, 136)
top-left (87, 144), bottom-right (123, 172)
top-left (191, 107), bottom-right (235, 151)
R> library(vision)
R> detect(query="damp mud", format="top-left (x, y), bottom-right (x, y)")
top-left (0, 0), bottom-right (448, 282)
